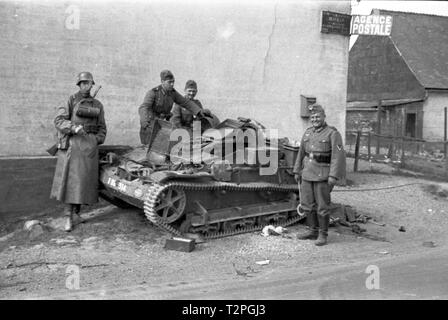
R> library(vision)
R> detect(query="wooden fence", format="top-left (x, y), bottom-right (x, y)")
top-left (346, 130), bottom-right (448, 178)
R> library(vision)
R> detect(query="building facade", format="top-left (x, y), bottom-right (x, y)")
top-left (347, 10), bottom-right (448, 140)
top-left (0, 0), bottom-right (350, 156)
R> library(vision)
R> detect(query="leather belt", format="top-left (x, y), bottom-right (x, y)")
top-left (156, 113), bottom-right (171, 120)
top-left (305, 151), bottom-right (331, 163)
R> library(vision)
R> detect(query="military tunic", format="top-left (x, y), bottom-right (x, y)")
top-left (138, 85), bottom-right (202, 143)
top-left (293, 123), bottom-right (346, 216)
top-left (50, 91), bottom-right (107, 205)
top-left (170, 98), bottom-right (203, 128)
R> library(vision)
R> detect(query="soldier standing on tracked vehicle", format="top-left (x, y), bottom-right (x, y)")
top-left (50, 72), bottom-right (107, 232)
top-left (138, 70), bottom-right (205, 144)
top-left (170, 80), bottom-right (220, 130)
top-left (293, 104), bottom-right (346, 246)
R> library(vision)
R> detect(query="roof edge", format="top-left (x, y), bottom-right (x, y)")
top-left (388, 37), bottom-right (426, 89)
top-left (375, 8), bottom-right (448, 19)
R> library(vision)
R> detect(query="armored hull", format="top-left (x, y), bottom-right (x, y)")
top-left (98, 117), bottom-right (302, 239)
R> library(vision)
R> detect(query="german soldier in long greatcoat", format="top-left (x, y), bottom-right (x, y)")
top-left (293, 104), bottom-right (346, 246)
top-left (50, 72), bottom-right (107, 232)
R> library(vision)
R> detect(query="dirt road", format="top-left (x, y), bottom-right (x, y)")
top-left (1, 160), bottom-right (448, 299)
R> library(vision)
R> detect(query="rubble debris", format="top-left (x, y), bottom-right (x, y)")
top-left (261, 225), bottom-right (287, 237)
top-left (351, 224), bottom-right (366, 234)
top-left (232, 262), bottom-right (253, 277)
top-left (378, 251), bottom-right (390, 255)
top-left (255, 260), bottom-right (270, 266)
top-left (329, 217), bottom-right (340, 226)
top-left (368, 219), bottom-right (386, 227)
top-left (330, 203), bottom-right (370, 225)
top-left (422, 184), bottom-right (448, 198)
top-left (29, 224), bottom-right (45, 240)
top-left (398, 226), bottom-right (406, 232)
top-left (46, 217), bottom-right (69, 232)
top-left (23, 220), bottom-right (40, 231)
top-left (50, 237), bottom-right (78, 245)
top-left (164, 237), bottom-right (195, 252)
top-left (422, 241), bottom-right (436, 248)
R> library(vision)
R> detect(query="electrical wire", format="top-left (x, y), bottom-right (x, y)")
top-left (333, 182), bottom-right (424, 192)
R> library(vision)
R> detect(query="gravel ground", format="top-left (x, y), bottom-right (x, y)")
top-left (1, 158), bottom-right (447, 299)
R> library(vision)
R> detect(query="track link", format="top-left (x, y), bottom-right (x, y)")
top-left (143, 181), bottom-right (302, 240)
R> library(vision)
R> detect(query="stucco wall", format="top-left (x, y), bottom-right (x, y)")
top-left (0, 0), bottom-right (349, 156)
top-left (423, 91), bottom-right (448, 140)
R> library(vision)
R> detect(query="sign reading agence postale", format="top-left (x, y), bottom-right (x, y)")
top-left (350, 15), bottom-right (393, 36)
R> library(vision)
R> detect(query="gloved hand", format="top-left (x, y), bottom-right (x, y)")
top-left (294, 174), bottom-right (301, 184)
top-left (328, 176), bottom-right (337, 192)
top-left (73, 125), bottom-right (86, 135)
top-left (196, 110), bottom-right (205, 119)
top-left (203, 109), bottom-right (212, 116)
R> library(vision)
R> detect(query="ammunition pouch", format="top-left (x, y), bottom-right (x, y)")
top-left (305, 152), bottom-right (331, 164)
top-left (75, 99), bottom-right (101, 118)
top-left (55, 131), bottom-right (70, 150)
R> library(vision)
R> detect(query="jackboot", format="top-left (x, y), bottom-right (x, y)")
top-left (64, 205), bottom-right (74, 232)
top-left (315, 214), bottom-right (330, 246)
top-left (297, 211), bottom-right (318, 240)
top-left (72, 204), bottom-right (84, 225)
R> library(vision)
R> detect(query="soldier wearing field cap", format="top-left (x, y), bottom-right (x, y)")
top-left (171, 80), bottom-right (218, 129)
top-left (293, 104), bottom-right (346, 246)
top-left (138, 70), bottom-right (204, 144)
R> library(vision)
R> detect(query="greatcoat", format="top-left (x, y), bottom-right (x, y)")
top-left (50, 91), bottom-right (107, 205)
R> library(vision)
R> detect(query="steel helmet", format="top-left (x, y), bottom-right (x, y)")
top-left (76, 72), bottom-right (95, 86)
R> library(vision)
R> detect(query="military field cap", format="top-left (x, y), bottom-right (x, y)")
top-left (308, 103), bottom-right (325, 115)
top-left (160, 69), bottom-right (174, 81)
top-left (185, 80), bottom-right (197, 90)
top-left (76, 71), bottom-right (95, 86)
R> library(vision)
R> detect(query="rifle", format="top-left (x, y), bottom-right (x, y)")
top-left (46, 144), bottom-right (59, 156)
top-left (92, 85), bottom-right (102, 98)
top-left (46, 85), bottom-right (102, 156)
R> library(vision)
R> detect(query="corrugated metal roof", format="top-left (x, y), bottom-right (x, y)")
top-left (379, 9), bottom-right (448, 89)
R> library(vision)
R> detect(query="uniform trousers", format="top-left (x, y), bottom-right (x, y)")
top-left (300, 179), bottom-right (331, 217)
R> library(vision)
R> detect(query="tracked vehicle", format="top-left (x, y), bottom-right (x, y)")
top-left (98, 116), bottom-right (302, 239)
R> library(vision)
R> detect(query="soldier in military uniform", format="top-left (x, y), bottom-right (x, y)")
top-left (50, 72), bottom-right (107, 232)
top-left (171, 80), bottom-right (219, 130)
top-left (138, 70), bottom-right (205, 144)
top-left (293, 104), bottom-right (346, 246)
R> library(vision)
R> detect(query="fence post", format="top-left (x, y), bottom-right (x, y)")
top-left (387, 138), bottom-right (394, 159)
top-left (367, 131), bottom-right (371, 160)
top-left (400, 137), bottom-right (405, 168)
top-left (354, 130), bottom-right (361, 172)
top-left (444, 107), bottom-right (447, 158)
top-left (376, 100), bottom-right (382, 155)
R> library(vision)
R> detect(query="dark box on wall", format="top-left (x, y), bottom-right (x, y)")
top-left (300, 95), bottom-right (317, 118)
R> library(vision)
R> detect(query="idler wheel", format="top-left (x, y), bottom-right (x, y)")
top-left (154, 188), bottom-right (186, 223)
